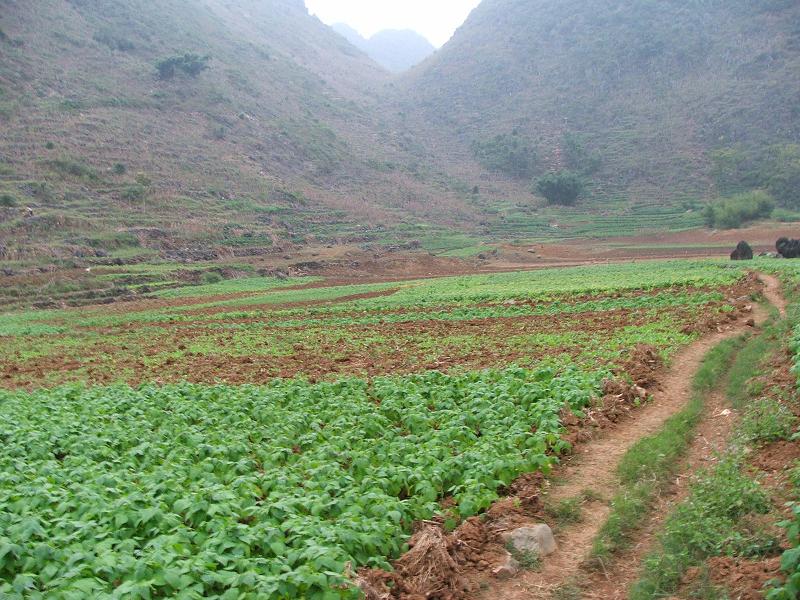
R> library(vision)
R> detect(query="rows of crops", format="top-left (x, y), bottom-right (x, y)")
top-left (0, 367), bottom-right (602, 598)
top-left (0, 261), bottom-right (750, 388)
top-left (0, 259), bottom-right (762, 597)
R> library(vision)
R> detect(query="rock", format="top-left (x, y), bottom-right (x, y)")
top-left (505, 524), bottom-right (557, 557)
top-left (746, 318), bottom-right (756, 327)
top-left (777, 237), bottom-right (800, 259)
top-left (491, 552), bottom-right (520, 579)
top-left (730, 240), bottom-right (753, 261)
top-left (633, 385), bottom-right (648, 400)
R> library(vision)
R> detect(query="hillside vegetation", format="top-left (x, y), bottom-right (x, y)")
top-left (0, 0), bottom-right (474, 263)
top-left (399, 0), bottom-right (800, 208)
top-left (0, 0), bottom-right (799, 264)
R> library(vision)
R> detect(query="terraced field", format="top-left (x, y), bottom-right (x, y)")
top-left (0, 259), bottom-right (789, 599)
top-left (1, 261), bottom-right (752, 389)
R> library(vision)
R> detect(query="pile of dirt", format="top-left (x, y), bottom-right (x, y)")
top-left (356, 478), bottom-right (547, 599)
top-left (684, 557), bottom-right (782, 600)
top-left (616, 343), bottom-right (664, 388)
top-left (357, 519), bottom-right (502, 599)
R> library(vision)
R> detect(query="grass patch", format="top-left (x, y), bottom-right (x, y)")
top-left (545, 496), bottom-right (584, 527)
top-left (505, 542), bottom-right (542, 571)
top-left (630, 323), bottom-right (787, 599)
top-left (739, 398), bottom-right (797, 444)
top-left (630, 456), bottom-right (774, 599)
top-left (726, 312), bottom-right (781, 409)
top-left (552, 580), bottom-right (583, 599)
top-left (589, 336), bottom-right (745, 565)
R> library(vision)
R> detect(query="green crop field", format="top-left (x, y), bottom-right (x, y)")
top-left (0, 259), bottom-right (773, 598)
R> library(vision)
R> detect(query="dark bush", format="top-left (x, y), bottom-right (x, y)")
top-left (46, 158), bottom-right (98, 180)
top-left (156, 54), bottom-right (210, 80)
top-left (535, 170), bottom-right (584, 206)
top-left (112, 163), bottom-right (126, 175)
top-left (120, 184), bottom-right (146, 201)
top-left (0, 193), bottom-right (17, 207)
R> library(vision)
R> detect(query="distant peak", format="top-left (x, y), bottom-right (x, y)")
top-left (331, 23), bottom-right (435, 72)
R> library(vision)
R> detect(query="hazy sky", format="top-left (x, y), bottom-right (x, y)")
top-left (304, 1), bottom-right (482, 47)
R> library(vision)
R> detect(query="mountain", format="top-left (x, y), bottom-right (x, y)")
top-left (331, 23), bottom-right (366, 49)
top-left (1, 0), bottom-right (800, 265)
top-left (330, 24), bottom-right (435, 73)
top-left (0, 0), bottom-right (469, 263)
top-left (398, 0), bottom-right (800, 207)
top-left (331, 24), bottom-right (435, 72)
top-left (368, 30), bottom-right (436, 73)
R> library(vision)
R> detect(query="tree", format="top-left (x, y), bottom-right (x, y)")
top-left (535, 170), bottom-right (584, 206)
top-left (471, 133), bottom-right (538, 179)
top-left (702, 190), bottom-right (774, 229)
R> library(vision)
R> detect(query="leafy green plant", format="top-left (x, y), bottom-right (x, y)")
top-left (0, 365), bottom-right (603, 597)
top-left (739, 398), bottom-right (797, 444)
top-left (767, 504), bottom-right (800, 599)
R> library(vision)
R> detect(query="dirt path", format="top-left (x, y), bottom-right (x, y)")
top-left (582, 388), bottom-right (738, 599)
top-left (473, 276), bottom-right (781, 599)
top-left (757, 272), bottom-right (787, 316)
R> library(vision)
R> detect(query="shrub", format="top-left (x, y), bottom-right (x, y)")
top-left (120, 184), bottom-right (146, 201)
top-left (46, 158), bottom-right (98, 180)
top-left (202, 271), bottom-right (223, 285)
top-left (0, 193), bottom-right (17, 207)
top-left (535, 170), bottom-right (584, 206)
top-left (471, 133), bottom-right (538, 179)
top-left (93, 29), bottom-right (135, 52)
top-left (702, 190), bottom-right (774, 229)
top-left (112, 163), bottom-right (126, 175)
top-left (156, 53), bottom-right (210, 80)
